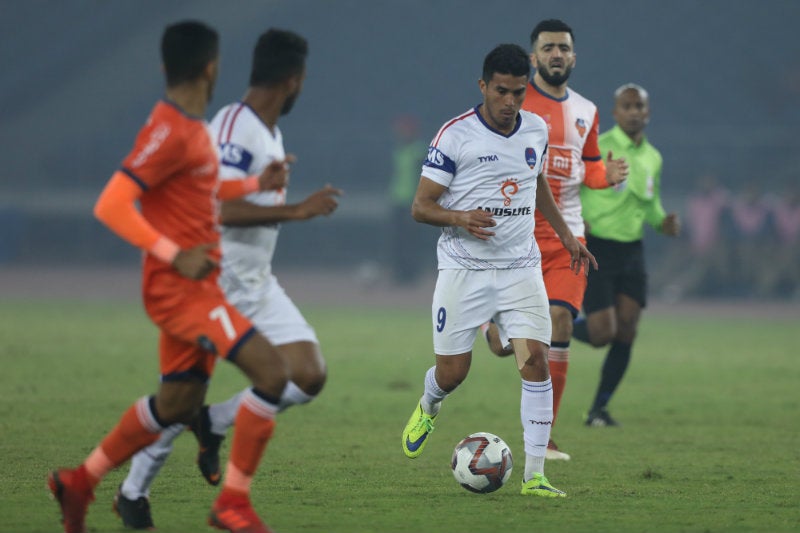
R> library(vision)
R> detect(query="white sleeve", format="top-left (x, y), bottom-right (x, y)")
top-left (420, 128), bottom-right (458, 189)
top-left (217, 119), bottom-right (260, 181)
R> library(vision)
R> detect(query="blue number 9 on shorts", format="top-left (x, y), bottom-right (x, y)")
top-left (436, 307), bottom-right (447, 332)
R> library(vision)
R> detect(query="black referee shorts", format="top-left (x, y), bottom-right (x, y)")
top-left (582, 235), bottom-right (648, 313)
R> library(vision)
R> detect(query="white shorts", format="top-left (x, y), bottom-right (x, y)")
top-left (431, 267), bottom-right (551, 355)
top-left (223, 274), bottom-right (318, 346)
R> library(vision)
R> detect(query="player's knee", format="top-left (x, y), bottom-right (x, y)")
top-left (298, 362), bottom-right (327, 397)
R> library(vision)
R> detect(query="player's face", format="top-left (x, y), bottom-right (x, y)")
top-left (479, 73), bottom-right (528, 133)
top-left (280, 70), bottom-right (306, 116)
top-left (613, 88), bottom-right (650, 137)
top-left (530, 31), bottom-right (575, 87)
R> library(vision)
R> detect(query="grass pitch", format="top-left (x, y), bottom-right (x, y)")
top-left (0, 299), bottom-right (798, 532)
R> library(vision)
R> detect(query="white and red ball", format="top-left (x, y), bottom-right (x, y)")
top-left (451, 432), bottom-right (513, 493)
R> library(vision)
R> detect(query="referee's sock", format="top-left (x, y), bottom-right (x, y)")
top-left (590, 340), bottom-right (632, 412)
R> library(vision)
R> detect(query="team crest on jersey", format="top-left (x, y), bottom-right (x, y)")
top-left (575, 118), bottom-right (587, 137)
top-left (500, 178), bottom-right (519, 206)
top-left (525, 147), bottom-right (537, 169)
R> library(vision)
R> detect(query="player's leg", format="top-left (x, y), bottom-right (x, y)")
top-left (193, 340), bottom-right (324, 484)
top-left (510, 337), bottom-right (563, 497)
top-left (209, 330), bottom-right (288, 533)
top-left (49, 378), bottom-right (206, 533)
top-left (115, 422), bottom-right (184, 529)
top-left (586, 241), bottom-right (647, 427)
top-left (194, 283), bottom-right (325, 484)
top-left (495, 266), bottom-right (565, 497)
top-left (403, 269), bottom-right (489, 459)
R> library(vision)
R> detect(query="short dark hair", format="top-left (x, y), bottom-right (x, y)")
top-left (161, 21), bottom-right (219, 87)
top-left (529, 19), bottom-right (574, 48)
top-left (482, 44), bottom-right (531, 83)
top-left (250, 29), bottom-right (308, 86)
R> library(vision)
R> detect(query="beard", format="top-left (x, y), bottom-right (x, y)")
top-left (537, 63), bottom-right (573, 87)
top-left (280, 93), bottom-right (298, 116)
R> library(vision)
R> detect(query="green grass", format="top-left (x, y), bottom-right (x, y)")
top-left (0, 300), bottom-right (798, 532)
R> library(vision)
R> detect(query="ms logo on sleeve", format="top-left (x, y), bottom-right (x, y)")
top-left (424, 146), bottom-right (455, 174)
top-left (220, 143), bottom-right (254, 173)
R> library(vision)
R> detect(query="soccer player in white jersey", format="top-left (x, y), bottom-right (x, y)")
top-left (482, 19), bottom-right (628, 461)
top-left (401, 43), bottom-right (596, 498)
top-left (114, 29), bottom-right (341, 530)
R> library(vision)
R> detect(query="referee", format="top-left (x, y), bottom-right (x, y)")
top-left (573, 83), bottom-right (680, 426)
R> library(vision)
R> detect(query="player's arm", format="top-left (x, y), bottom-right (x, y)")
top-left (411, 176), bottom-right (496, 240)
top-left (583, 110), bottom-right (627, 188)
top-left (93, 171), bottom-right (217, 280)
top-left (535, 173), bottom-right (597, 274)
top-left (221, 184), bottom-right (343, 226)
top-left (216, 154), bottom-right (297, 200)
top-left (644, 167), bottom-right (680, 236)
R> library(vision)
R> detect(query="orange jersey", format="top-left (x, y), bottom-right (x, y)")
top-left (524, 82), bottom-right (607, 249)
top-left (119, 100), bottom-right (222, 278)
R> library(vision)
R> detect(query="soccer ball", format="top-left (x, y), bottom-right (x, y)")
top-left (451, 432), bottom-right (513, 493)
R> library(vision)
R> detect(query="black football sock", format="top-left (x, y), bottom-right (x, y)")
top-left (590, 340), bottom-right (632, 412)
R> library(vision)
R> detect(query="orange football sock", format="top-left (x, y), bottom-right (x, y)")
top-left (548, 346), bottom-right (569, 426)
top-left (83, 397), bottom-right (162, 488)
top-left (222, 390), bottom-right (277, 496)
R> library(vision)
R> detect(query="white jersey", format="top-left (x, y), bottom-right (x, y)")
top-left (210, 102), bottom-right (286, 295)
top-left (421, 107), bottom-right (548, 270)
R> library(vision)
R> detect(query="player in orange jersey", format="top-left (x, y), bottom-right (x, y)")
top-left (483, 19), bottom-right (628, 461)
top-left (47, 21), bottom-right (292, 533)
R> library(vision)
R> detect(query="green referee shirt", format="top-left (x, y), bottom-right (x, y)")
top-left (580, 125), bottom-right (667, 242)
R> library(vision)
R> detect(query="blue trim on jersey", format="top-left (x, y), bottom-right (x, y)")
top-left (161, 369), bottom-right (211, 383)
top-left (226, 326), bottom-right (258, 363)
top-left (530, 80), bottom-right (569, 102)
top-left (473, 104), bottom-right (522, 138)
top-left (237, 101), bottom-right (278, 139)
top-left (582, 155), bottom-right (602, 162)
top-left (120, 167), bottom-right (148, 191)
top-left (423, 146), bottom-right (456, 175)
top-left (160, 98), bottom-right (205, 121)
top-left (549, 298), bottom-right (579, 318)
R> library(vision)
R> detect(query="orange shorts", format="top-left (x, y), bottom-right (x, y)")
top-left (143, 270), bottom-right (255, 381)
top-left (540, 238), bottom-right (588, 317)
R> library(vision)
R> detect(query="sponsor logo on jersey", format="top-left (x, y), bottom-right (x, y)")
top-left (575, 118), bottom-right (587, 137)
top-left (500, 178), bottom-right (519, 206)
top-left (477, 205), bottom-right (532, 217)
top-left (545, 146), bottom-right (572, 179)
top-left (220, 143), bottom-right (254, 173)
top-left (525, 147), bottom-right (537, 169)
top-left (478, 154), bottom-right (499, 163)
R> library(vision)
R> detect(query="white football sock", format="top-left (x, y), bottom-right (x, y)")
top-left (278, 381), bottom-right (314, 412)
top-left (121, 422), bottom-right (184, 499)
top-left (421, 366), bottom-right (447, 416)
top-left (208, 391), bottom-right (245, 435)
top-left (520, 378), bottom-right (553, 481)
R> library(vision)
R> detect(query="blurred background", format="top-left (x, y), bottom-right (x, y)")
top-left (1, 0), bottom-right (799, 302)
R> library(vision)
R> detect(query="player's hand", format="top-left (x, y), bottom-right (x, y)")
top-left (562, 234), bottom-right (598, 276)
top-left (456, 209), bottom-right (496, 240)
top-left (662, 212), bottom-right (681, 236)
top-left (605, 151), bottom-right (629, 186)
top-left (258, 154), bottom-right (297, 191)
top-left (172, 243), bottom-right (218, 280)
top-left (296, 184), bottom-right (343, 219)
